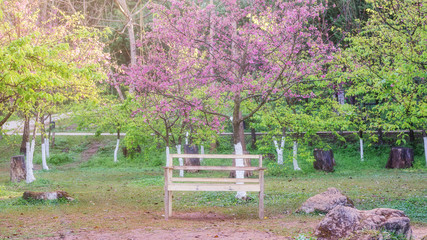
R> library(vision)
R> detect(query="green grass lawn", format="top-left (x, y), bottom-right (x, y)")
top-left (0, 134), bottom-right (426, 239)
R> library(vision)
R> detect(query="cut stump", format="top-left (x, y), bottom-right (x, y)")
top-left (10, 155), bottom-right (26, 183)
top-left (313, 149), bottom-right (335, 172)
top-left (184, 144), bottom-right (200, 173)
top-left (386, 147), bottom-right (413, 169)
top-left (23, 191), bottom-right (74, 201)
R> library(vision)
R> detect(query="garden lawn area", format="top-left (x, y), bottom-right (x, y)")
top-left (0, 135), bottom-right (426, 239)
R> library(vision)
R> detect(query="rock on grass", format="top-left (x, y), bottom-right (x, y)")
top-left (297, 187), bottom-right (354, 214)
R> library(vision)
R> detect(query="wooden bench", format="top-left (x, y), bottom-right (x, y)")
top-left (164, 154), bottom-right (265, 220)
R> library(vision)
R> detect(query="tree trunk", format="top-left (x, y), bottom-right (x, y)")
top-left (40, 116), bottom-right (48, 170)
top-left (41, 137), bottom-right (49, 170)
top-left (47, 114), bottom-right (52, 154)
top-left (26, 142), bottom-right (31, 169)
top-left (51, 132), bottom-right (55, 148)
top-left (115, 0), bottom-right (136, 94)
top-left (234, 142), bottom-right (246, 199)
top-left (165, 146), bottom-right (170, 166)
top-left (231, 105), bottom-right (247, 199)
top-left (293, 141), bottom-right (301, 170)
top-left (200, 145), bottom-right (204, 163)
top-left (210, 141), bottom-right (217, 152)
top-left (46, 137), bottom-right (50, 158)
top-left (230, 111), bottom-right (252, 178)
top-left (20, 117), bottom-right (30, 155)
top-left (26, 112), bottom-right (39, 183)
top-left (251, 128), bottom-right (257, 149)
top-left (10, 155), bottom-right (26, 183)
top-left (386, 147), bottom-right (413, 169)
top-left (176, 144), bottom-right (184, 177)
top-left (26, 139), bottom-right (36, 183)
top-left (114, 129), bottom-right (120, 162)
top-left (377, 128), bottom-right (384, 145)
top-left (313, 149), bottom-right (335, 172)
top-left (273, 136), bottom-right (285, 165)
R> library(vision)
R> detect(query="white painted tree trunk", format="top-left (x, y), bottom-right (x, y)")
top-left (176, 145), bottom-right (184, 177)
top-left (27, 141), bottom-right (34, 170)
top-left (114, 139), bottom-right (120, 163)
top-left (165, 146), bottom-right (170, 167)
top-left (424, 137), bottom-right (427, 166)
top-left (273, 136), bottom-right (285, 165)
top-left (293, 141), bottom-right (301, 171)
top-left (46, 138), bottom-right (50, 158)
top-left (185, 132), bottom-right (189, 145)
top-left (26, 140), bottom-right (36, 183)
top-left (200, 145), bottom-right (204, 163)
top-left (26, 142), bottom-right (30, 168)
top-left (41, 137), bottom-right (49, 170)
top-left (234, 142), bottom-right (246, 199)
top-left (360, 138), bottom-right (364, 161)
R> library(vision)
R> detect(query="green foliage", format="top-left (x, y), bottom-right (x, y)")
top-left (0, 0), bottom-right (109, 126)
top-left (189, 192), bottom-right (257, 207)
top-left (265, 161), bottom-right (288, 176)
top-left (330, 0), bottom-right (427, 141)
top-left (48, 154), bottom-right (74, 165)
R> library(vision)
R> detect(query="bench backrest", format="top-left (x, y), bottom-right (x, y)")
top-left (164, 154), bottom-right (265, 219)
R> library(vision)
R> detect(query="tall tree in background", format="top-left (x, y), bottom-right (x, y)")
top-left (0, 0), bottom-right (109, 182)
top-left (123, 0), bottom-right (334, 198)
top-left (330, 0), bottom-right (426, 161)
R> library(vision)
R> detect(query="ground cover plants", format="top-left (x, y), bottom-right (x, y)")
top-left (0, 134), bottom-right (426, 239)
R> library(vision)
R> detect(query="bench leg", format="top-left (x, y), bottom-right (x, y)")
top-left (165, 189), bottom-right (169, 220)
top-left (168, 191), bottom-right (173, 217)
top-left (259, 191), bottom-right (264, 219)
top-left (165, 190), bottom-right (173, 219)
top-left (259, 171), bottom-right (265, 220)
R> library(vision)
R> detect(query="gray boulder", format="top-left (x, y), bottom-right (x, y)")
top-left (315, 206), bottom-right (412, 240)
top-left (297, 187), bottom-right (354, 214)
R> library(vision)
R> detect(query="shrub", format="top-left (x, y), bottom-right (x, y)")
top-left (48, 154), bottom-right (74, 165)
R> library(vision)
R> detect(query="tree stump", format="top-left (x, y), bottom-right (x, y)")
top-left (386, 147), bottom-right (413, 169)
top-left (184, 144), bottom-right (200, 173)
top-left (313, 149), bottom-right (335, 172)
top-left (10, 155), bottom-right (26, 183)
top-left (23, 191), bottom-right (74, 201)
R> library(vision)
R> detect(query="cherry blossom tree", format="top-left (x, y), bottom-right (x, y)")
top-left (123, 0), bottom-right (334, 198)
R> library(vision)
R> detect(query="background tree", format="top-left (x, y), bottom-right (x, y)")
top-left (0, 0), bottom-right (109, 182)
top-left (330, 0), bottom-right (426, 163)
top-left (122, 0), bottom-right (334, 198)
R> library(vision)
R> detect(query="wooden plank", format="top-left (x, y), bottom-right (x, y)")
top-left (169, 154), bottom-right (260, 159)
top-left (171, 177), bottom-right (259, 183)
top-left (168, 183), bottom-right (261, 192)
top-left (170, 166), bottom-right (265, 171)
